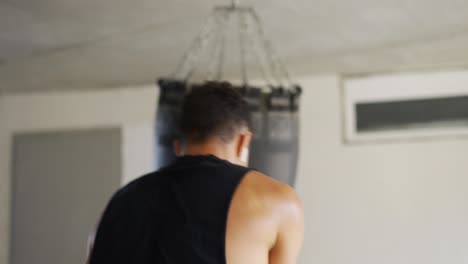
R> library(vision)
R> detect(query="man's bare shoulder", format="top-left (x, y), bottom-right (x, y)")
top-left (240, 173), bottom-right (304, 264)
top-left (240, 170), bottom-right (303, 218)
top-left (226, 170), bottom-right (304, 263)
top-left (243, 170), bottom-right (301, 200)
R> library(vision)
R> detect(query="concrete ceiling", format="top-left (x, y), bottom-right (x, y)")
top-left (2, 0), bottom-right (468, 93)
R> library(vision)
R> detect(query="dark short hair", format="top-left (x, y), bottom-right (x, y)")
top-left (179, 82), bottom-right (251, 143)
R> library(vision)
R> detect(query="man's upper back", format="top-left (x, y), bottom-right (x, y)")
top-left (89, 155), bottom-right (303, 264)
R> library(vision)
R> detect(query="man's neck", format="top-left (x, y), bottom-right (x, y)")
top-left (184, 139), bottom-right (235, 162)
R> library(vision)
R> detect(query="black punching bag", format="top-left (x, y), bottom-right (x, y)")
top-left (155, 79), bottom-right (186, 169)
top-left (155, 80), bottom-right (301, 187)
top-left (248, 87), bottom-right (301, 186)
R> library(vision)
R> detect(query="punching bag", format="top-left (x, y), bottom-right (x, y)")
top-left (248, 87), bottom-right (301, 186)
top-left (155, 79), bottom-right (301, 187)
top-left (154, 3), bottom-right (303, 186)
top-left (155, 79), bottom-right (186, 169)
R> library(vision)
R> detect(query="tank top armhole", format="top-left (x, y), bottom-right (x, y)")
top-left (222, 167), bottom-right (253, 264)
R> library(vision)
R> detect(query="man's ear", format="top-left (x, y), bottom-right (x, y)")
top-left (236, 130), bottom-right (253, 161)
top-left (173, 140), bottom-right (184, 157)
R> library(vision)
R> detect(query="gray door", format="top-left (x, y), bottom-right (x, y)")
top-left (10, 128), bottom-right (122, 264)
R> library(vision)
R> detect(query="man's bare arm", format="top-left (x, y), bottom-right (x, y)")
top-left (269, 187), bottom-right (304, 264)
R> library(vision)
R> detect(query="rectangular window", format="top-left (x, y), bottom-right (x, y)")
top-left (356, 96), bottom-right (468, 132)
top-left (343, 70), bottom-right (468, 143)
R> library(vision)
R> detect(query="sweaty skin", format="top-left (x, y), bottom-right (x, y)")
top-left (226, 170), bottom-right (304, 264)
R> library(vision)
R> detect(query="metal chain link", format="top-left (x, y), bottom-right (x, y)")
top-left (206, 11), bottom-right (224, 81)
top-left (249, 9), bottom-right (294, 87)
top-left (238, 9), bottom-right (248, 86)
top-left (216, 9), bottom-right (229, 81)
top-left (245, 9), bottom-right (280, 87)
top-left (171, 10), bottom-right (219, 81)
top-left (170, 3), bottom-right (295, 89)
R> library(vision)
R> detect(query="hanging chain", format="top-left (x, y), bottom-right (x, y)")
top-left (171, 10), bottom-right (219, 81)
top-left (170, 2), bottom-right (295, 89)
top-left (249, 9), bottom-right (294, 88)
top-left (185, 14), bottom-right (220, 82)
top-left (243, 9), bottom-right (275, 88)
top-left (238, 10), bottom-right (248, 86)
top-left (206, 11), bottom-right (222, 81)
top-left (248, 9), bottom-right (283, 87)
top-left (208, 9), bottom-right (229, 81)
top-left (216, 11), bottom-right (228, 80)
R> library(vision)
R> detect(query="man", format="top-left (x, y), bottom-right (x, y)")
top-left (88, 82), bottom-right (304, 264)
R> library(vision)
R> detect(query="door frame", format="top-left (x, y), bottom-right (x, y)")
top-left (0, 86), bottom-right (158, 264)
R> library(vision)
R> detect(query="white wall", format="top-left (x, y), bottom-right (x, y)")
top-left (296, 75), bottom-right (468, 264)
top-left (0, 87), bottom-right (157, 264)
top-left (1, 75), bottom-right (468, 264)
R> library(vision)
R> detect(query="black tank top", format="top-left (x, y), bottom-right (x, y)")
top-left (89, 155), bottom-right (250, 264)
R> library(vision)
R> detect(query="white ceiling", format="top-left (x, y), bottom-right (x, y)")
top-left (2, 0), bottom-right (468, 93)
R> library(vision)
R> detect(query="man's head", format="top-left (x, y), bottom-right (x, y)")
top-left (174, 82), bottom-right (253, 166)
